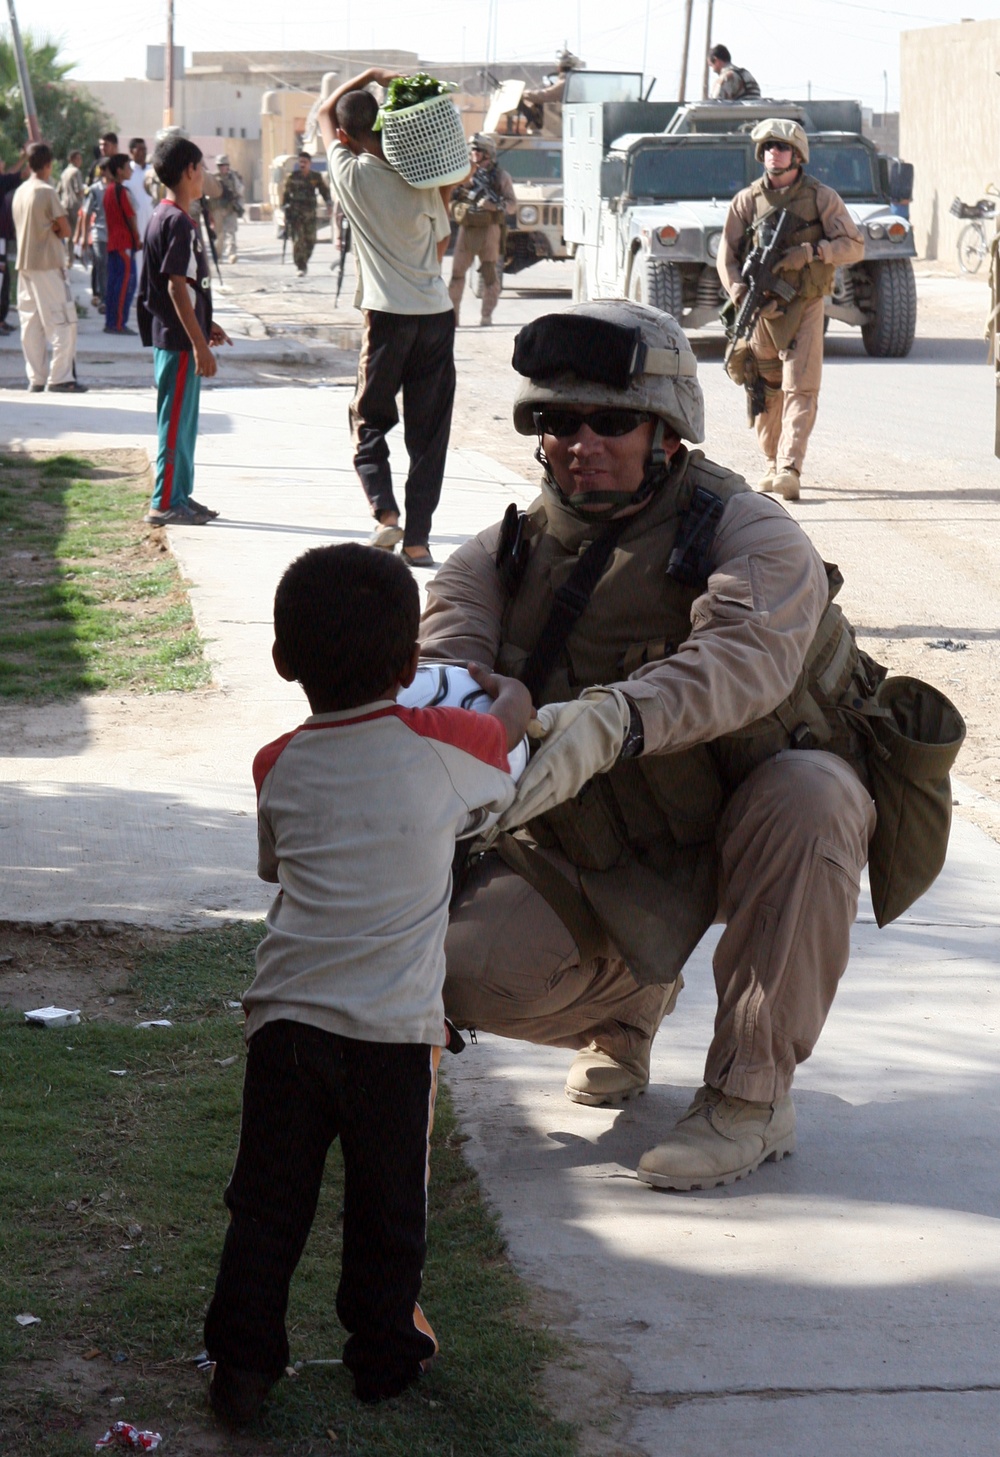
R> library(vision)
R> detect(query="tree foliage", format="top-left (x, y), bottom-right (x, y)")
top-left (0, 31), bottom-right (112, 170)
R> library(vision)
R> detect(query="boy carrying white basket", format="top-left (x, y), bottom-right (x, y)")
top-left (319, 70), bottom-right (463, 572)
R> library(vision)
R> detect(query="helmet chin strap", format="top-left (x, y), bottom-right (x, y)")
top-left (536, 419), bottom-right (671, 521)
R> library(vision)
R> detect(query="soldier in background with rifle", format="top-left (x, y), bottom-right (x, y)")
top-left (717, 118), bottom-right (864, 501)
top-left (282, 152), bottom-right (332, 277)
top-left (448, 134), bottom-right (515, 327)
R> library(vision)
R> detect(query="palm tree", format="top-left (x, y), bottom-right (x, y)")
top-left (0, 30), bottom-right (111, 166)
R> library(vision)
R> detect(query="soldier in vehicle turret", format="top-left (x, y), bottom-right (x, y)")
top-left (707, 45), bottom-right (761, 100)
top-left (717, 118), bottom-right (864, 500)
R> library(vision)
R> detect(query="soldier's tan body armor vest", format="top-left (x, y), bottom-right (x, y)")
top-left (493, 447), bottom-right (873, 987)
top-left (748, 172), bottom-right (838, 301)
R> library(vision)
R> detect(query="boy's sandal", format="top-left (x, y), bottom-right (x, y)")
top-left (370, 522), bottom-right (404, 550)
top-left (188, 498), bottom-right (220, 520)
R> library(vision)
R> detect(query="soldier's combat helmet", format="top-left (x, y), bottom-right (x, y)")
top-left (751, 117), bottom-right (809, 165)
top-left (511, 300), bottom-right (704, 444)
top-left (469, 132), bottom-right (497, 158)
top-left (216, 153), bottom-right (230, 166)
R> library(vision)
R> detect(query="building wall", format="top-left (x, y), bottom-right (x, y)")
top-left (901, 18), bottom-right (1000, 265)
top-left (79, 79), bottom-right (266, 198)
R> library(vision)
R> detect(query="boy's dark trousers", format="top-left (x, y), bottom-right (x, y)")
top-left (204, 1019), bottom-right (439, 1402)
top-left (349, 308), bottom-right (456, 549)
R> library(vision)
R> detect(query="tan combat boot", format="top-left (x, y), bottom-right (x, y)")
top-left (771, 467), bottom-right (801, 501)
top-left (635, 1083), bottom-right (796, 1190)
top-left (756, 461), bottom-right (778, 493)
top-left (564, 977), bottom-right (683, 1107)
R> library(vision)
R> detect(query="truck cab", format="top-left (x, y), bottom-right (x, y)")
top-left (566, 95), bottom-right (918, 357)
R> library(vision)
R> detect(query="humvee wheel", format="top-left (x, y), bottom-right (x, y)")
top-left (630, 255), bottom-right (683, 320)
top-left (861, 259), bottom-right (917, 358)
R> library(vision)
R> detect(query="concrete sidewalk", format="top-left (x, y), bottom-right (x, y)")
top-left (1, 386), bottom-right (999, 1455)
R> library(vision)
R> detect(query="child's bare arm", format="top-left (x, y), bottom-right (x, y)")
top-left (467, 662), bottom-right (533, 752)
top-left (166, 275), bottom-right (216, 377)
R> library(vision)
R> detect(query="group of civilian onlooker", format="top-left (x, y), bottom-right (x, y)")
top-left (0, 131), bottom-right (160, 392)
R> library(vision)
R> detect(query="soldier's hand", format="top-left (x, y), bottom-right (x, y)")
top-left (773, 243), bottom-right (814, 274)
top-left (497, 688), bottom-right (631, 830)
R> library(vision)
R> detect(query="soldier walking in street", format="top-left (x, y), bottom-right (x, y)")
top-left (448, 134), bottom-right (515, 327)
top-left (707, 46), bottom-right (761, 100)
top-left (282, 152), bottom-right (332, 277)
top-left (717, 118), bottom-right (864, 500)
top-left (207, 155), bottom-right (245, 264)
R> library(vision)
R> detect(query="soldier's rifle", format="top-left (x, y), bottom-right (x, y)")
top-left (334, 214), bottom-right (352, 305)
top-left (466, 171), bottom-right (505, 212)
top-left (722, 207), bottom-right (798, 388)
top-left (199, 200), bottom-right (223, 284)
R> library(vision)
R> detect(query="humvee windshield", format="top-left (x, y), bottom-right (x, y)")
top-left (630, 146), bottom-right (748, 200)
top-left (808, 142), bottom-right (879, 199)
top-left (499, 148), bottom-right (563, 182)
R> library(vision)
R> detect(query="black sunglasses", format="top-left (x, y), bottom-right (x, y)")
top-left (533, 408), bottom-right (652, 439)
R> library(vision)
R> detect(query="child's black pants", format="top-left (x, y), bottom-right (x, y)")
top-left (204, 1018), bottom-right (439, 1401)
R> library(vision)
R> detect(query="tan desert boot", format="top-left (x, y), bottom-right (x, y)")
top-left (635, 1084), bottom-right (796, 1190)
top-left (771, 467), bottom-right (800, 501)
top-left (756, 462), bottom-right (778, 493)
top-left (565, 976), bottom-right (683, 1107)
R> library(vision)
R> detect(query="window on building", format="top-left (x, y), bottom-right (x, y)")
top-left (216, 126), bottom-right (222, 136)
top-left (240, 127), bottom-right (246, 139)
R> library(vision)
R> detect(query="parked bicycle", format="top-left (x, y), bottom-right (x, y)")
top-left (951, 185), bottom-right (999, 274)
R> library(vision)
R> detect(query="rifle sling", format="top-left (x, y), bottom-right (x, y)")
top-left (519, 516), bottom-right (630, 704)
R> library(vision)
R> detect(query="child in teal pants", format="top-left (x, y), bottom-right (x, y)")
top-left (137, 134), bottom-right (230, 525)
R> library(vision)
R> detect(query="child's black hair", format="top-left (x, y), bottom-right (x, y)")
top-left (107, 153), bottom-right (131, 179)
top-left (274, 544), bottom-right (420, 711)
top-left (336, 90), bottom-right (379, 140)
top-left (153, 135), bottom-right (204, 189)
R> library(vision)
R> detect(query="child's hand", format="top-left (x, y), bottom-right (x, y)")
top-left (468, 662), bottom-right (533, 753)
top-left (194, 341), bottom-right (218, 377)
top-left (209, 323), bottom-right (232, 347)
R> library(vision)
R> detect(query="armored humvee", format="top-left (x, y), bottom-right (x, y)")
top-left (565, 95), bottom-right (917, 357)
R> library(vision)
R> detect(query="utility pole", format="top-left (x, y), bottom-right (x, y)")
top-left (5, 0), bottom-right (40, 143)
top-left (678, 0), bottom-right (694, 102)
top-left (701, 0), bottom-right (715, 99)
top-left (164, 0), bottom-right (175, 127)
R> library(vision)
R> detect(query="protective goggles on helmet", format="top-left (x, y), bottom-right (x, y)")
top-left (513, 313), bottom-right (697, 389)
top-left (532, 407), bottom-right (652, 438)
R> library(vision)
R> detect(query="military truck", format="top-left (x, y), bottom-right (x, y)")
top-left (483, 77), bottom-right (569, 273)
top-left (484, 70), bottom-right (654, 274)
top-left (565, 95), bottom-right (918, 357)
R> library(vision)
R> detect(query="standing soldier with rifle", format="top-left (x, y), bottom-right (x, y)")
top-left (448, 134), bottom-right (515, 327)
top-left (282, 152), bottom-right (332, 277)
top-left (717, 119), bottom-right (864, 501)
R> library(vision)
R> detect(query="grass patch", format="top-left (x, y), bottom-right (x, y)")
top-left (0, 451), bottom-right (211, 699)
top-left (0, 925), bottom-right (576, 1456)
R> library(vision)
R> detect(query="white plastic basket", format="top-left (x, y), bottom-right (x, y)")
top-left (380, 93), bottom-right (471, 189)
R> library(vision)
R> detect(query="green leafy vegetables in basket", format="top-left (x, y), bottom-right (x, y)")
top-left (373, 73), bottom-right (456, 130)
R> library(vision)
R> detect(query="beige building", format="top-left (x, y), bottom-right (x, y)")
top-left (83, 49), bottom-right (554, 204)
top-left (901, 17), bottom-right (1000, 267)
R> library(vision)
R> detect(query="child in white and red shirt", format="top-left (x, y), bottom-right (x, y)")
top-left (204, 542), bottom-right (531, 1422)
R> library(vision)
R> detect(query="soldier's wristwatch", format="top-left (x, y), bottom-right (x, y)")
top-left (618, 694), bottom-right (645, 761)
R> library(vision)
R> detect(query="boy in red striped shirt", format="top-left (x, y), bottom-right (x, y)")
top-left (102, 153), bottom-right (141, 334)
top-left (137, 135), bottom-right (230, 525)
top-left (203, 544), bottom-right (531, 1422)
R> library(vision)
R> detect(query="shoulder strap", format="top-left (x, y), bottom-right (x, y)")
top-left (666, 486), bottom-right (724, 587)
top-left (519, 516), bottom-right (630, 703)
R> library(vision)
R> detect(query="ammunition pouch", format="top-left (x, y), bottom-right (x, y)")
top-left (850, 677), bottom-right (966, 927)
top-left (453, 202), bottom-right (494, 227)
